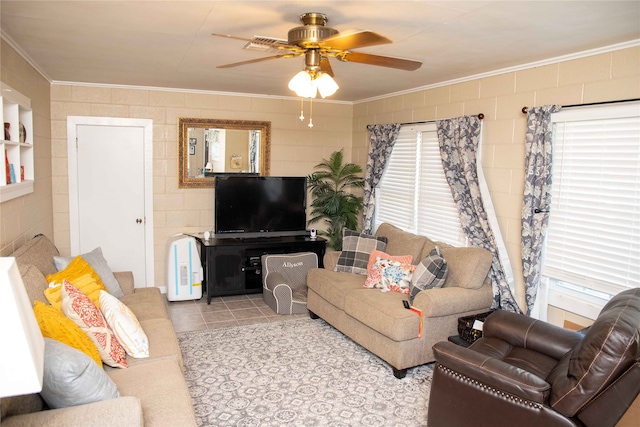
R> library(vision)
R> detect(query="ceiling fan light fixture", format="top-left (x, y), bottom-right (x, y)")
top-left (288, 70), bottom-right (338, 99)
top-left (288, 70), bottom-right (317, 98)
top-left (315, 73), bottom-right (339, 98)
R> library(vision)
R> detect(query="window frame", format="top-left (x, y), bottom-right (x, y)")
top-left (543, 101), bottom-right (640, 318)
top-left (373, 123), bottom-right (467, 247)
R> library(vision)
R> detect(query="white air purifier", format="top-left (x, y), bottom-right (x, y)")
top-left (166, 235), bottom-right (203, 301)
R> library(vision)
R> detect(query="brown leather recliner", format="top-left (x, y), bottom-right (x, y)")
top-left (428, 287), bottom-right (640, 427)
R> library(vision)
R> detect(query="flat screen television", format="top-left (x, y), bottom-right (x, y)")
top-left (214, 176), bottom-right (308, 239)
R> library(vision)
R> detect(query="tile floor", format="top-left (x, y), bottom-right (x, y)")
top-left (166, 292), bottom-right (308, 333)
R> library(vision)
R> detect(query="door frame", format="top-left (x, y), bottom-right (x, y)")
top-left (67, 116), bottom-right (154, 287)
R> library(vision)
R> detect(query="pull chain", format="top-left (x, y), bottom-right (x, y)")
top-left (299, 97), bottom-right (305, 121)
top-left (308, 97), bottom-right (314, 128)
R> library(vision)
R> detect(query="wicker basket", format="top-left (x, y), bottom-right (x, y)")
top-left (457, 310), bottom-right (495, 343)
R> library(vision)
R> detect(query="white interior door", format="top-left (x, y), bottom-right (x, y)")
top-left (67, 117), bottom-right (154, 287)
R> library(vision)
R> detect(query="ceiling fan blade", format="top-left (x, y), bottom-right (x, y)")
top-left (338, 51), bottom-right (422, 71)
top-left (212, 33), bottom-right (299, 50)
top-left (217, 53), bottom-right (299, 69)
top-left (320, 56), bottom-right (334, 77)
top-left (322, 30), bottom-right (391, 51)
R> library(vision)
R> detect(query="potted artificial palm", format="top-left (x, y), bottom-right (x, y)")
top-left (307, 150), bottom-right (365, 251)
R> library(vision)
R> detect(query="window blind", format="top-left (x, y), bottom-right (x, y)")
top-left (375, 126), bottom-right (418, 232)
top-left (543, 103), bottom-right (640, 297)
top-left (416, 128), bottom-right (466, 246)
top-left (375, 124), bottom-right (466, 246)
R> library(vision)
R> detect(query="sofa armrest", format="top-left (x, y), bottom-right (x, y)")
top-left (113, 271), bottom-right (135, 295)
top-left (433, 341), bottom-right (551, 403)
top-left (265, 272), bottom-right (290, 291)
top-left (412, 282), bottom-right (493, 318)
top-left (1, 397), bottom-right (143, 427)
top-left (484, 310), bottom-right (583, 360)
top-left (323, 251), bottom-right (340, 271)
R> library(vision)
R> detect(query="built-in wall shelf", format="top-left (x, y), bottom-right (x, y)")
top-left (1, 83), bottom-right (33, 203)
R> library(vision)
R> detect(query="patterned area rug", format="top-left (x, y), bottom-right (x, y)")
top-left (178, 318), bottom-right (433, 427)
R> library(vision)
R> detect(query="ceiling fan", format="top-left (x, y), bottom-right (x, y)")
top-left (212, 12), bottom-right (422, 91)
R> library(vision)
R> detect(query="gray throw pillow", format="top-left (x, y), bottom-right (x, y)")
top-left (54, 247), bottom-right (124, 298)
top-left (335, 229), bottom-right (388, 275)
top-left (409, 246), bottom-right (448, 303)
top-left (40, 338), bottom-right (120, 409)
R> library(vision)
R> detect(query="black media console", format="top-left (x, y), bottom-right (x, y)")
top-left (192, 234), bottom-right (327, 304)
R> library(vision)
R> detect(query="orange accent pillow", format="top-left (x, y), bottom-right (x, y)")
top-left (45, 256), bottom-right (107, 310)
top-left (366, 249), bottom-right (412, 273)
top-left (33, 301), bottom-right (102, 367)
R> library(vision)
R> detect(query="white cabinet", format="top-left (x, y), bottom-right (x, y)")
top-left (1, 83), bottom-right (33, 202)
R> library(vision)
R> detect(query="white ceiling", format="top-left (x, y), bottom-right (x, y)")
top-left (1, 1), bottom-right (639, 102)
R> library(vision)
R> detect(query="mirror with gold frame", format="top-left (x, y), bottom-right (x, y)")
top-left (178, 118), bottom-right (271, 188)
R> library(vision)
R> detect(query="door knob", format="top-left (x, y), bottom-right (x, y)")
top-left (136, 218), bottom-right (143, 224)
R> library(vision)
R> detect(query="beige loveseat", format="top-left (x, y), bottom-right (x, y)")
top-left (307, 223), bottom-right (494, 378)
top-left (0, 235), bottom-right (196, 426)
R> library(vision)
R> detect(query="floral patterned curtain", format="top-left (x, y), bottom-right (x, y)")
top-left (363, 124), bottom-right (402, 234)
top-left (205, 129), bottom-right (221, 164)
top-left (249, 130), bottom-right (259, 173)
top-left (437, 116), bottom-right (522, 313)
top-left (522, 105), bottom-right (561, 315)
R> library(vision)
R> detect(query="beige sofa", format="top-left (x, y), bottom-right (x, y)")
top-left (307, 223), bottom-right (494, 378)
top-left (0, 235), bottom-right (196, 427)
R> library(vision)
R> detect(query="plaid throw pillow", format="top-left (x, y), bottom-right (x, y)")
top-left (409, 246), bottom-right (448, 303)
top-left (335, 229), bottom-right (388, 275)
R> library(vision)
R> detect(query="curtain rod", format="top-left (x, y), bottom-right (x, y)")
top-left (401, 113), bottom-right (484, 125)
top-left (521, 98), bottom-right (640, 114)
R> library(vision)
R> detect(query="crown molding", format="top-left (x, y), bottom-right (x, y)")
top-left (354, 39), bottom-right (640, 104)
top-left (50, 80), bottom-right (352, 104)
top-left (1, 30), bottom-right (52, 82)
